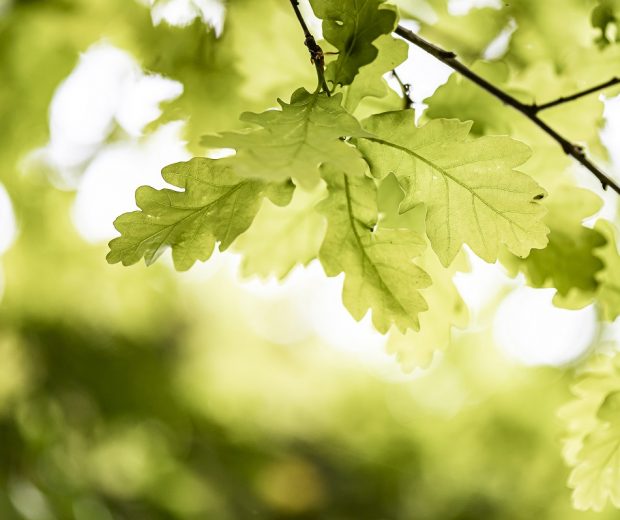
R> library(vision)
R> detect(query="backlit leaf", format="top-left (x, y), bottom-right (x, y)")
top-left (107, 158), bottom-right (293, 271)
top-left (378, 173), bottom-right (468, 369)
top-left (502, 187), bottom-right (606, 309)
top-left (318, 167), bottom-right (431, 333)
top-left (356, 111), bottom-right (549, 266)
top-left (344, 34), bottom-right (409, 113)
top-left (201, 88), bottom-right (369, 188)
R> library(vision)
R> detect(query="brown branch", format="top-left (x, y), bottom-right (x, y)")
top-left (394, 24), bottom-right (620, 195)
top-left (289, 0), bottom-right (330, 96)
top-left (529, 77), bottom-right (620, 113)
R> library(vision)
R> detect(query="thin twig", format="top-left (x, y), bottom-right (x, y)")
top-left (394, 24), bottom-right (620, 195)
top-left (391, 69), bottom-right (413, 109)
top-left (289, 0), bottom-right (312, 37)
top-left (529, 77), bottom-right (620, 113)
top-left (289, 0), bottom-right (330, 95)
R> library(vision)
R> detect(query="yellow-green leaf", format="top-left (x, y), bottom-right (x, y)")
top-left (502, 187), bottom-right (606, 309)
top-left (356, 111), bottom-right (549, 266)
top-left (107, 158), bottom-right (293, 271)
top-left (201, 88), bottom-right (370, 188)
top-left (318, 167), bottom-right (431, 333)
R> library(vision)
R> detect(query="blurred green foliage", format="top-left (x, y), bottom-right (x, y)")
top-left (1, 0), bottom-right (620, 518)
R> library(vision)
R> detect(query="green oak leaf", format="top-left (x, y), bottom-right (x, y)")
top-left (318, 167), bottom-right (431, 334)
top-left (309, 0), bottom-right (398, 86)
top-left (235, 186), bottom-right (327, 280)
top-left (421, 61), bottom-right (586, 189)
top-left (595, 220), bottom-right (620, 321)
top-left (201, 88), bottom-right (370, 188)
top-left (560, 354), bottom-right (620, 511)
top-left (343, 34), bottom-right (409, 113)
top-left (356, 111), bottom-right (549, 266)
top-left (502, 187), bottom-right (606, 309)
top-left (107, 158), bottom-right (293, 271)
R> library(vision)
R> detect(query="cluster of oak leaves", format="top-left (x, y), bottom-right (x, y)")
top-left (108, 0), bottom-right (620, 512)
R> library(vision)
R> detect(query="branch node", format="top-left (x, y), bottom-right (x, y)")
top-left (304, 34), bottom-right (324, 67)
top-left (534, 77), bottom-right (620, 112)
top-left (289, 0), bottom-right (330, 95)
top-left (439, 50), bottom-right (457, 59)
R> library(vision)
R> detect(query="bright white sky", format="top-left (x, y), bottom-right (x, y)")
top-left (2, 0), bottom-right (619, 373)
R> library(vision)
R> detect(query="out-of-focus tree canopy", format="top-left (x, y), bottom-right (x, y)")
top-left (1, 0), bottom-right (620, 518)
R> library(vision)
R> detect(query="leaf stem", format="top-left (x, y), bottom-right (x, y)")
top-left (391, 69), bottom-right (413, 110)
top-left (394, 24), bottom-right (620, 195)
top-left (289, 0), bottom-right (330, 96)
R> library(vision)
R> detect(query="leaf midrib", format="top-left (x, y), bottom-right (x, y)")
top-left (343, 174), bottom-right (411, 319)
top-left (118, 183), bottom-right (246, 259)
top-left (362, 136), bottom-right (534, 234)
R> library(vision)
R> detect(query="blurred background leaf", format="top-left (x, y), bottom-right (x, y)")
top-left (1, 0), bottom-right (620, 518)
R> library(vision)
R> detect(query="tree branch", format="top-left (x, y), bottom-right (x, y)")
top-left (529, 77), bottom-right (620, 113)
top-left (394, 24), bottom-right (620, 195)
top-left (289, 0), bottom-right (330, 96)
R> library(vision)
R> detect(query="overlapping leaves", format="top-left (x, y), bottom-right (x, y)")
top-left (356, 112), bottom-right (549, 266)
top-left (109, 90), bottom-right (552, 340)
top-left (201, 88), bottom-right (369, 188)
top-left (502, 187), bottom-right (606, 309)
top-left (378, 174), bottom-right (469, 370)
top-left (103, 2), bottom-right (620, 516)
top-left (110, 0), bottom-right (617, 381)
top-left (318, 168), bottom-right (431, 333)
top-left (343, 34), bottom-right (408, 114)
